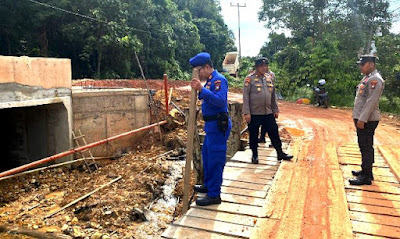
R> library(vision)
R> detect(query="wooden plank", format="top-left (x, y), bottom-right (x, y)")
top-left (325, 142), bottom-right (340, 170)
top-left (229, 156), bottom-right (279, 165)
top-left (351, 220), bottom-right (400, 238)
top-left (341, 167), bottom-right (399, 183)
top-left (221, 186), bottom-right (267, 198)
top-left (185, 208), bottom-right (258, 227)
top-left (260, 161), bottom-right (294, 219)
top-left (223, 167), bottom-right (277, 177)
top-left (348, 202), bottom-right (400, 217)
top-left (222, 171), bottom-right (273, 183)
top-left (346, 189), bottom-right (400, 202)
top-left (344, 182), bottom-right (400, 195)
top-left (225, 161), bottom-right (280, 170)
top-left (191, 201), bottom-right (262, 217)
top-left (173, 215), bottom-right (252, 238)
top-left (260, 140), bottom-right (301, 219)
top-left (162, 225), bottom-right (239, 239)
top-left (182, 68), bottom-right (199, 214)
top-left (301, 224), bottom-right (328, 239)
top-left (327, 170), bottom-right (353, 239)
top-left (350, 211), bottom-right (400, 227)
top-left (354, 232), bottom-right (391, 239)
top-left (273, 166), bottom-right (310, 239)
top-left (303, 143), bottom-right (328, 227)
top-left (378, 145), bottom-right (400, 182)
top-left (346, 194), bottom-right (400, 209)
top-left (339, 159), bottom-right (388, 168)
top-left (249, 218), bottom-right (281, 238)
top-left (220, 193), bottom-right (265, 207)
top-left (344, 165), bottom-right (396, 177)
top-left (222, 179), bottom-right (270, 191)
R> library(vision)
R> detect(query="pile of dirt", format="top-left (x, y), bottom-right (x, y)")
top-left (72, 79), bottom-right (189, 91)
top-left (0, 128), bottom-right (190, 238)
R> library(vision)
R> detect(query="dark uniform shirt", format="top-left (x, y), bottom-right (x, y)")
top-left (199, 70), bottom-right (229, 132)
top-left (353, 69), bottom-right (385, 122)
top-left (243, 71), bottom-right (279, 115)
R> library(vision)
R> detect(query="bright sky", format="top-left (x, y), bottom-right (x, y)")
top-left (220, 0), bottom-right (400, 57)
top-left (219, 0), bottom-right (275, 57)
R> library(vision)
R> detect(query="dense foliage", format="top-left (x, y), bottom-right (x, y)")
top-left (258, 0), bottom-right (400, 113)
top-left (0, 0), bottom-right (236, 79)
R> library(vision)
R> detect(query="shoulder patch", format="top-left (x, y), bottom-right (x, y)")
top-left (371, 80), bottom-right (378, 89)
top-left (214, 80), bottom-right (221, 91)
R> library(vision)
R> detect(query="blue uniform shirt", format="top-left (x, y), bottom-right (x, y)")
top-left (199, 70), bottom-right (229, 132)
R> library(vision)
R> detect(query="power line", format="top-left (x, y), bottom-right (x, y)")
top-left (28, 0), bottom-right (108, 24)
top-left (26, 0), bottom-right (151, 35)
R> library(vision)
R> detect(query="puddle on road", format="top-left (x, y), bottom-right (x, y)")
top-left (284, 127), bottom-right (305, 137)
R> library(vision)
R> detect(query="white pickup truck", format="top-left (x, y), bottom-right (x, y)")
top-left (222, 52), bottom-right (239, 77)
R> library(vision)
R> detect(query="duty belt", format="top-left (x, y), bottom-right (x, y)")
top-left (203, 114), bottom-right (219, 121)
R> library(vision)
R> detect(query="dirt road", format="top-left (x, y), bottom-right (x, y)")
top-left (250, 100), bottom-right (400, 238)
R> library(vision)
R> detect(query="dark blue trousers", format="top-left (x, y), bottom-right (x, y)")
top-left (202, 130), bottom-right (230, 197)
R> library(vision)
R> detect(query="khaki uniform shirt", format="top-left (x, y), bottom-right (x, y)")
top-left (243, 71), bottom-right (279, 115)
top-left (353, 69), bottom-right (385, 122)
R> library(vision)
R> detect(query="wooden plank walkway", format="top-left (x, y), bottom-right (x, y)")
top-left (162, 141), bottom-right (289, 239)
top-left (339, 143), bottom-right (400, 238)
top-left (163, 138), bottom-right (400, 239)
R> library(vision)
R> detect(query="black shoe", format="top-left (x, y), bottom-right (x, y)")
top-left (252, 154), bottom-right (259, 164)
top-left (278, 153), bottom-right (293, 161)
top-left (349, 175), bottom-right (372, 185)
top-left (196, 195), bottom-right (221, 206)
top-left (258, 138), bottom-right (266, 143)
top-left (352, 170), bottom-right (374, 180)
top-left (194, 185), bottom-right (208, 193)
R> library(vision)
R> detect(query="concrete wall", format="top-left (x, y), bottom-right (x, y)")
top-left (0, 103), bottom-right (70, 171)
top-left (72, 88), bottom-right (150, 157)
top-left (0, 55), bottom-right (73, 169)
top-left (0, 55), bottom-right (71, 89)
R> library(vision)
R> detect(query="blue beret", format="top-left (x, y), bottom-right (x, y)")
top-left (189, 52), bottom-right (211, 67)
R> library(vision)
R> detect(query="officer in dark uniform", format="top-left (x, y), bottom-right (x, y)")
top-left (243, 57), bottom-right (293, 164)
top-left (350, 55), bottom-right (385, 185)
top-left (190, 52), bottom-right (232, 206)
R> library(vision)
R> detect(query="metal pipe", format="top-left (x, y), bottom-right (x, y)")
top-left (164, 74), bottom-right (169, 114)
top-left (0, 121), bottom-right (167, 179)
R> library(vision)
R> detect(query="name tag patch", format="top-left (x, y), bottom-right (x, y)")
top-left (371, 80), bottom-right (378, 89)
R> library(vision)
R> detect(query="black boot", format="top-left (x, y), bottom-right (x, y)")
top-left (196, 195), bottom-right (221, 206)
top-left (277, 148), bottom-right (293, 161)
top-left (252, 150), bottom-right (258, 164)
top-left (258, 137), bottom-right (266, 143)
top-left (349, 174), bottom-right (372, 185)
top-left (352, 170), bottom-right (374, 180)
top-left (194, 185), bottom-right (208, 193)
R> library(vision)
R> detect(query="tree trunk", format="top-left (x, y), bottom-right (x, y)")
top-left (39, 26), bottom-right (49, 57)
top-left (97, 48), bottom-right (102, 77)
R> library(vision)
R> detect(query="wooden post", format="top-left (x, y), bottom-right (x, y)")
top-left (182, 68), bottom-right (199, 213)
top-left (184, 108), bottom-right (203, 185)
top-left (163, 74), bottom-right (169, 114)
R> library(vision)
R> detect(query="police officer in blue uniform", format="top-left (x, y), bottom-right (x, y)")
top-left (190, 52), bottom-right (232, 206)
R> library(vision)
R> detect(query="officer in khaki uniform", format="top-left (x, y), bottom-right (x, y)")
top-left (243, 57), bottom-right (293, 164)
top-left (350, 55), bottom-right (385, 185)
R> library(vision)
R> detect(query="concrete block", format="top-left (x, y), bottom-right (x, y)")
top-left (0, 56), bottom-right (71, 89)
top-left (0, 56), bottom-right (15, 83)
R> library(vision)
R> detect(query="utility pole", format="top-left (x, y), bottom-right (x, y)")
top-left (230, 2), bottom-right (246, 59)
